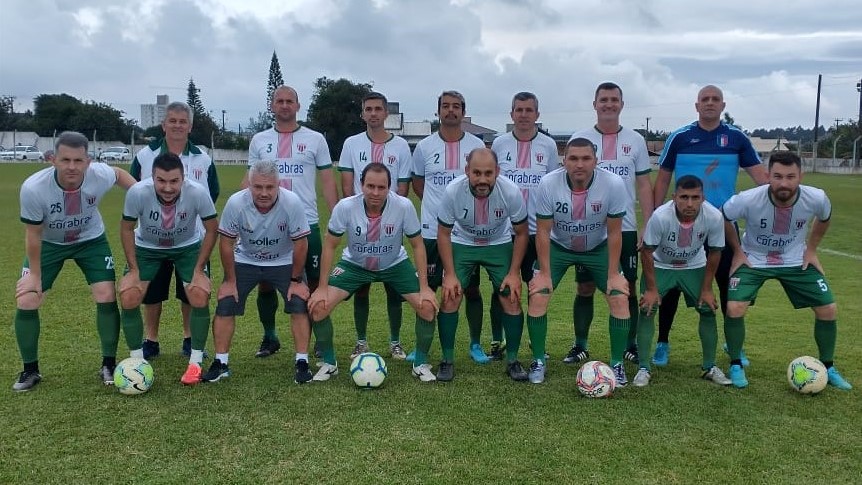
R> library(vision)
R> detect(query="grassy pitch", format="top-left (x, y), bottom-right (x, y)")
top-left (0, 163), bottom-right (859, 483)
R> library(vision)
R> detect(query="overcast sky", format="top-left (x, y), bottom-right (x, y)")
top-left (1, 0), bottom-right (860, 135)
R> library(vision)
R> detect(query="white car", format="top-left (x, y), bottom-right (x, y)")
top-left (0, 145), bottom-right (44, 161)
top-left (99, 146), bottom-right (131, 162)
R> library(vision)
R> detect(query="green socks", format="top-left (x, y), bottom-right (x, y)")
top-left (353, 293), bottom-right (370, 341)
top-left (814, 319), bottom-right (837, 364)
top-left (386, 287), bottom-right (403, 342)
top-left (190, 306), bottom-right (210, 350)
top-left (526, 314), bottom-right (548, 363)
top-left (96, 301), bottom-right (121, 358)
top-left (573, 294), bottom-right (594, 349)
top-left (609, 316), bottom-right (630, 366)
top-left (501, 312), bottom-right (524, 362)
top-left (698, 312), bottom-right (718, 369)
top-left (724, 316), bottom-right (745, 362)
top-left (438, 311), bottom-right (459, 362)
top-left (257, 290), bottom-right (279, 340)
top-left (490, 292), bottom-right (503, 342)
top-left (636, 311), bottom-right (655, 370)
top-left (313, 316), bottom-right (336, 365)
top-left (465, 293), bottom-right (483, 346)
top-left (14, 309), bottom-right (40, 364)
top-left (121, 308), bottom-right (144, 351)
top-left (413, 316), bottom-right (436, 366)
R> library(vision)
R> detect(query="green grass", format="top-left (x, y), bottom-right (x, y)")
top-left (1, 163), bottom-right (860, 483)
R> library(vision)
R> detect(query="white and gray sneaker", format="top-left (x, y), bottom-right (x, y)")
top-left (702, 365), bottom-right (732, 386)
top-left (312, 363), bottom-right (339, 382)
top-left (633, 367), bottom-right (651, 387)
top-left (412, 364), bottom-right (437, 382)
top-left (528, 360), bottom-right (546, 384)
top-left (349, 341), bottom-right (369, 360)
top-left (389, 341), bottom-right (407, 360)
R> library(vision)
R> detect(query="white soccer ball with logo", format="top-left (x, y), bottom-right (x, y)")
top-left (787, 355), bottom-right (827, 394)
top-left (350, 352), bottom-right (388, 389)
top-left (576, 360), bottom-right (617, 398)
top-left (114, 357), bottom-right (155, 395)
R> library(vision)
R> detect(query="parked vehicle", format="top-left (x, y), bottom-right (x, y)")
top-left (0, 145), bottom-right (44, 160)
top-left (99, 146), bottom-right (131, 162)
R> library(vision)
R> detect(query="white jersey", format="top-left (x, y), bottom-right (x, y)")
top-left (722, 185), bottom-right (831, 268)
top-left (328, 192), bottom-right (421, 271)
top-left (570, 126), bottom-right (651, 232)
top-left (412, 132), bottom-right (485, 238)
top-left (339, 132), bottom-right (412, 194)
top-left (643, 200), bottom-right (724, 270)
top-left (493, 131), bottom-right (560, 234)
top-left (123, 179), bottom-right (217, 249)
top-left (20, 163), bottom-right (117, 245)
top-left (438, 174), bottom-right (527, 246)
top-left (535, 168), bottom-right (627, 252)
top-left (218, 188), bottom-right (311, 266)
top-left (248, 126), bottom-right (333, 224)
top-left (131, 139), bottom-right (218, 200)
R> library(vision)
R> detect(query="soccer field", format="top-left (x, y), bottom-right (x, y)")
top-left (1, 163), bottom-right (860, 483)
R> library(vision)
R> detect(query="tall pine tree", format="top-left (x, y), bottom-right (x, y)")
top-left (267, 51), bottom-right (285, 109)
top-left (185, 77), bottom-right (219, 146)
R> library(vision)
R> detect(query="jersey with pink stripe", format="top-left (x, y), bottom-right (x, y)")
top-left (327, 192), bottom-right (421, 271)
top-left (20, 163), bottom-right (117, 245)
top-left (412, 132), bottom-right (485, 238)
top-left (535, 168), bottom-right (627, 252)
top-left (123, 178), bottom-right (217, 249)
top-left (438, 174), bottom-right (527, 246)
top-left (722, 184), bottom-right (831, 268)
top-left (492, 131), bottom-right (560, 234)
top-left (643, 200), bottom-right (724, 269)
top-left (248, 126), bottom-right (333, 224)
top-left (570, 127), bottom-right (650, 232)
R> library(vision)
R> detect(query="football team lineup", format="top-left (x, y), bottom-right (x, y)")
top-left (11, 85), bottom-right (852, 397)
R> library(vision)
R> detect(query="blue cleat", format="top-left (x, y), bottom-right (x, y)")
top-left (827, 367), bottom-right (852, 390)
top-left (651, 342), bottom-right (669, 367)
top-left (469, 343), bottom-right (490, 364)
top-left (729, 364), bottom-right (748, 388)
top-left (405, 350), bottom-right (416, 362)
top-left (723, 343), bottom-right (750, 367)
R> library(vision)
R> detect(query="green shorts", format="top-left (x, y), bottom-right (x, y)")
top-left (640, 266), bottom-right (714, 314)
top-left (424, 238), bottom-right (480, 290)
top-left (23, 233), bottom-right (115, 291)
top-left (306, 223), bottom-right (322, 282)
top-left (543, 240), bottom-right (617, 293)
top-left (329, 259), bottom-right (420, 297)
top-left (129, 242), bottom-right (208, 284)
top-left (728, 265), bottom-right (835, 309)
top-left (452, 242), bottom-right (514, 295)
top-left (576, 230), bottom-right (638, 283)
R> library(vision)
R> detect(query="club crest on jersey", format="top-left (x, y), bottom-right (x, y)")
top-left (697, 231), bottom-right (705, 240)
top-left (717, 134), bottom-right (729, 147)
top-left (729, 277), bottom-right (740, 290)
top-left (388, 155), bottom-right (396, 164)
top-left (384, 223), bottom-right (395, 236)
top-left (278, 220), bottom-right (287, 232)
top-left (591, 201), bottom-right (602, 213)
top-left (795, 219), bottom-right (806, 229)
top-left (194, 167), bottom-right (203, 179)
top-left (178, 211), bottom-right (188, 221)
top-left (536, 153), bottom-right (544, 164)
top-left (622, 144), bottom-right (631, 155)
top-left (494, 207), bottom-right (505, 219)
top-left (87, 195), bottom-right (96, 206)
top-left (297, 143), bottom-right (306, 153)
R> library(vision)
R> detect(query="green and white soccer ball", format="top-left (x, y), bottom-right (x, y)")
top-left (114, 357), bottom-right (155, 395)
top-left (787, 355), bottom-right (827, 394)
top-left (350, 352), bottom-right (388, 389)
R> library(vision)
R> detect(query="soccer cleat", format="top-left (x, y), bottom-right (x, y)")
top-left (142, 339), bottom-right (160, 360)
top-left (349, 341), bottom-right (369, 360)
top-left (436, 362), bottom-right (455, 382)
top-left (612, 362), bottom-right (628, 387)
top-left (528, 360), bottom-right (546, 384)
top-left (729, 364), bottom-right (748, 388)
top-left (487, 341), bottom-right (506, 361)
top-left (722, 343), bottom-right (750, 367)
top-left (389, 341), bottom-right (407, 360)
top-left (294, 359), bottom-right (312, 384)
top-left (562, 345), bottom-right (589, 364)
top-left (633, 367), bottom-right (651, 387)
top-left (412, 363), bottom-right (437, 382)
top-left (202, 359), bottom-right (230, 382)
top-left (652, 342), bottom-right (670, 367)
top-left (469, 343), bottom-right (490, 364)
top-left (181, 337), bottom-right (191, 357)
top-left (12, 370), bottom-right (42, 392)
top-left (506, 361), bottom-right (529, 382)
top-left (701, 366), bottom-right (732, 386)
top-left (405, 349), bottom-right (416, 362)
top-left (99, 365), bottom-right (116, 386)
top-left (181, 363), bottom-right (202, 385)
top-left (623, 346), bottom-right (639, 364)
top-left (312, 363), bottom-right (339, 382)
top-left (826, 367), bottom-right (852, 390)
top-left (255, 338), bottom-right (281, 358)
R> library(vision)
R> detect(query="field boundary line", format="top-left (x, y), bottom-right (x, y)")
top-left (821, 248), bottom-right (862, 261)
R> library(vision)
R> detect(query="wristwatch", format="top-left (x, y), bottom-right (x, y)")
top-left (290, 276), bottom-right (303, 283)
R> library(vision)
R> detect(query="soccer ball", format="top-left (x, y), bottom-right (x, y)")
top-left (350, 352), bottom-right (388, 389)
top-left (114, 357), bottom-right (155, 395)
top-left (576, 360), bottom-right (617, 398)
top-left (787, 356), bottom-right (827, 394)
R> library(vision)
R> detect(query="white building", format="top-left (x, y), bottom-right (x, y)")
top-left (140, 94), bottom-right (169, 128)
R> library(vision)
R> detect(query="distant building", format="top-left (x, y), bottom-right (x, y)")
top-left (140, 95), bottom-right (169, 129)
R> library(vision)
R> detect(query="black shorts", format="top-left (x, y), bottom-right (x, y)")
top-left (215, 263), bottom-right (307, 316)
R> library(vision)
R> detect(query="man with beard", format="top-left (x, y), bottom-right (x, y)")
top-left (721, 151), bottom-right (851, 390)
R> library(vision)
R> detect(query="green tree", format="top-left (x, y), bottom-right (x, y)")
top-left (185, 78), bottom-right (219, 147)
top-left (266, 51), bottom-right (285, 112)
top-left (305, 77), bottom-right (373, 156)
top-left (32, 94), bottom-right (132, 140)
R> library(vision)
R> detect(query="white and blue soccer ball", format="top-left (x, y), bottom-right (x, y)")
top-left (787, 355), bottom-right (827, 394)
top-left (114, 357), bottom-right (155, 395)
top-left (350, 352), bottom-right (388, 389)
